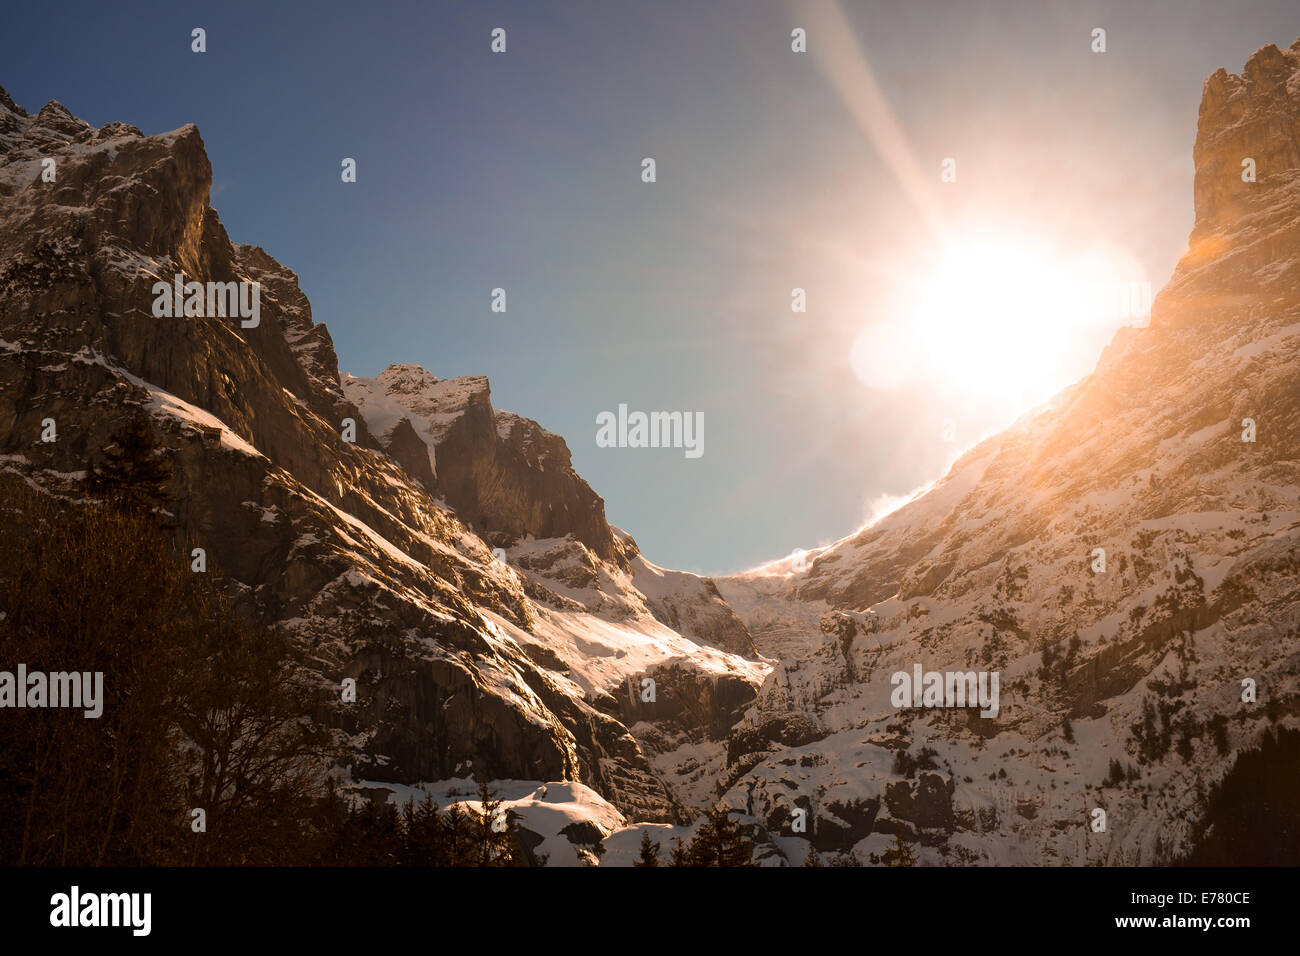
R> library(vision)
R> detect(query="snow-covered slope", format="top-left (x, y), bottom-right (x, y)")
top-left (711, 40), bottom-right (1300, 864)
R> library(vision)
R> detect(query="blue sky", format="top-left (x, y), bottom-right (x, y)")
top-left (4, 0), bottom-right (1297, 572)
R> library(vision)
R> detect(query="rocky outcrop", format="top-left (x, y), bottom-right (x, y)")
top-left (1192, 40), bottom-right (1300, 241)
top-left (381, 415), bottom-right (437, 490)
top-left (619, 660), bottom-right (758, 739)
top-left (344, 365), bottom-right (621, 562)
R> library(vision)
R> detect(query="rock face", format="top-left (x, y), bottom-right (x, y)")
top-left (0, 84), bottom-right (765, 826)
top-left (712, 41), bottom-right (1300, 865)
top-left (1193, 40), bottom-right (1300, 241)
top-left (343, 365), bottom-right (620, 562)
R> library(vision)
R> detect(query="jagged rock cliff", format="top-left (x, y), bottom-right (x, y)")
top-left (0, 84), bottom-right (765, 826)
top-left (342, 364), bottom-right (620, 561)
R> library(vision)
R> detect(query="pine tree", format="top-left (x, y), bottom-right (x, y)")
top-left (1105, 757), bottom-right (1127, 787)
top-left (634, 829), bottom-right (661, 867)
top-left (882, 830), bottom-right (917, 867)
top-left (88, 407), bottom-right (174, 517)
top-left (407, 795), bottom-right (446, 865)
top-left (473, 778), bottom-right (515, 866)
top-left (668, 836), bottom-right (689, 867)
top-left (316, 780), bottom-right (349, 865)
top-left (442, 803), bottom-right (475, 866)
top-left (802, 845), bottom-right (824, 867)
top-left (399, 797), bottom-right (452, 866)
top-left (352, 801), bottom-right (403, 865)
top-left (1181, 727), bottom-right (1300, 865)
top-left (685, 805), bottom-right (755, 867)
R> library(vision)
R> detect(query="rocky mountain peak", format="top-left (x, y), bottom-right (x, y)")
top-left (378, 362), bottom-right (446, 391)
top-left (343, 362), bottom-right (619, 560)
top-left (0, 84), bottom-right (28, 118)
top-left (1192, 38), bottom-right (1300, 239)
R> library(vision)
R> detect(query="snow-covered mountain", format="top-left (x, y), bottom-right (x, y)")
top-left (712, 39), bottom-right (1300, 864)
top-left (1, 36), bottom-right (1297, 866)
top-left (0, 83), bottom-right (766, 832)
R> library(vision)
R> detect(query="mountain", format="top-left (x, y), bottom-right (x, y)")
top-left (713, 39), bottom-right (1300, 864)
top-left (2, 36), bottom-right (1298, 867)
top-left (0, 83), bottom-right (765, 833)
top-left (342, 364), bottom-right (620, 561)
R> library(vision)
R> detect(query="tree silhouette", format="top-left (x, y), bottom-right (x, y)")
top-left (0, 474), bottom-right (327, 866)
top-left (668, 836), bottom-right (689, 866)
top-left (1180, 727), bottom-right (1300, 865)
top-left (882, 830), bottom-right (918, 867)
top-left (634, 829), bottom-right (661, 867)
top-left (472, 778), bottom-right (519, 866)
top-left (685, 805), bottom-right (755, 867)
top-left (87, 406), bottom-right (174, 518)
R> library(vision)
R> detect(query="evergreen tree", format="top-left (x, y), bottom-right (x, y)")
top-left (372, 802), bottom-right (405, 865)
top-left (315, 781), bottom-right (353, 865)
top-left (441, 803), bottom-right (475, 866)
top-left (1105, 757), bottom-right (1126, 787)
top-left (802, 845), bottom-right (823, 867)
top-left (406, 795), bottom-right (447, 866)
top-left (882, 830), bottom-right (918, 867)
top-left (473, 779), bottom-right (515, 866)
top-left (685, 805), bottom-right (755, 867)
top-left (87, 407), bottom-right (174, 517)
top-left (668, 836), bottom-right (689, 867)
top-left (634, 829), bottom-right (661, 867)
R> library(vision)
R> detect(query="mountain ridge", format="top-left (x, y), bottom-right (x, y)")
top-left (1, 35), bottom-right (1298, 864)
top-left (0, 81), bottom-right (764, 831)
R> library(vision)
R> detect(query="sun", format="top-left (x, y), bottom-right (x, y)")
top-left (912, 240), bottom-right (1068, 404)
top-left (851, 234), bottom-right (1149, 409)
